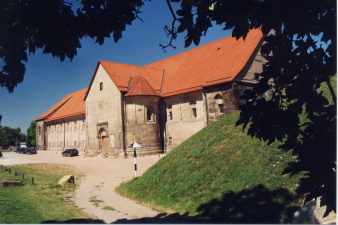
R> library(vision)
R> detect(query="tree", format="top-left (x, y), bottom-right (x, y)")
top-left (0, 126), bottom-right (26, 148)
top-left (1, 0), bottom-right (336, 215)
top-left (26, 120), bottom-right (36, 147)
top-left (163, 0), bottom-right (336, 215)
top-left (0, 0), bottom-right (144, 93)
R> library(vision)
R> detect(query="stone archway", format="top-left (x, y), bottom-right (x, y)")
top-left (98, 128), bottom-right (108, 152)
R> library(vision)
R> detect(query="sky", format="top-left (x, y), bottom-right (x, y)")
top-left (0, 1), bottom-right (232, 134)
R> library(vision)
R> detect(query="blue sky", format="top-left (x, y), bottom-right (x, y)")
top-left (0, 1), bottom-right (232, 134)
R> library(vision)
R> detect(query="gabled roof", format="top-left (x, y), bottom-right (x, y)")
top-left (125, 76), bottom-right (160, 96)
top-left (38, 29), bottom-right (264, 122)
top-left (146, 28), bottom-right (263, 96)
top-left (88, 28), bottom-right (263, 98)
top-left (37, 88), bottom-right (87, 122)
top-left (99, 61), bottom-right (164, 92)
top-left (36, 94), bottom-right (73, 121)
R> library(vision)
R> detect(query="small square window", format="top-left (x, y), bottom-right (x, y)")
top-left (168, 137), bottom-right (173, 145)
top-left (169, 111), bottom-right (173, 120)
top-left (100, 82), bottom-right (103, 91)
top-left (192, 108), bottom-right (197, 118)
top-left (219, 104), bottom-right (224, 113)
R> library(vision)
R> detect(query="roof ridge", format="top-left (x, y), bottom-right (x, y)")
top-left (145, 34), bottom-right (235, 69)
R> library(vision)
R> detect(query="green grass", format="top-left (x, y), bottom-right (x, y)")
top-left (117, 112), bottom-right (305, 223)
top-left (90, 196), bottom-right (104, 207)
top-left (117, 76), bottom-right (336, 223)
top-left (102, 206), bottom-right (116, 211)
top-left (0, 163), bottom-right (93, 224)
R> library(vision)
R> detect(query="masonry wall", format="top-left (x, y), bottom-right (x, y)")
top-left (36, 121), bottom-right (46, 150)
top-left (44, 115), bottom-right (86, 151)
top-left (124, 96), bottom-right (161, 156)
top-left (85, 65), bottom-right (123, 156)
top-left (164, 91), bottom-right (207, 152)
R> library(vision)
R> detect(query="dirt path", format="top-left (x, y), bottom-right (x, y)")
top-left (0, 151), bottom-right (180, 223)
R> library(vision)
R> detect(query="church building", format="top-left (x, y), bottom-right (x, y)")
top-left (36, 28), bottom-right (266, 157)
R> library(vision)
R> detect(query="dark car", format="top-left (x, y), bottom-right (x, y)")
top-left (16, 147), bottom-right (27, 154)
top-left (26, 147), bottom-right (37, 155)
top-left (62, 149), bottom-right (79, 157)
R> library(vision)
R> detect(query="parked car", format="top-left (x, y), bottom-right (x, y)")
top-left (16, 147), bottom-right (27, 154)
top-left (26, 147), bottom-right (37, 154)
top-left (62, 149), bottom-right (79, 157)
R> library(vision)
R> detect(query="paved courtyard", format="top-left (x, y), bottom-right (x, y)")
top-left (0, 151), bottom-right (182, 223)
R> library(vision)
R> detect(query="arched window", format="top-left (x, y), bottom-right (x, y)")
top-left (189, 100), bottom-right (197, 118)
top-left (168, 104), bottom-right (173, 120)
top-left (147, 106), bottom-right (155, 122)
top-left (215, 94), bottom-right (224, 114)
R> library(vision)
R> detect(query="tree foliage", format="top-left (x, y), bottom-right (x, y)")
top-left (163, 0), bottom-right (336, 215)
top-left (0, 0), bottom-right (144, 93)
top-left (26, 120), bottom-right (36, 147)
top-left (0, 126), bottom-right (26, 148)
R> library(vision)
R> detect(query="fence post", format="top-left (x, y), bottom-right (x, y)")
top-left (21, 173), bottom-right (24, 180)
top-left (31, 177), bottom-right (34, 185)
top-left (9, 168), bottom-right (11, 174)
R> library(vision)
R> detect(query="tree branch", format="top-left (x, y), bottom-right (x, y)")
top-left (159, 0), bottom-right (178, 51)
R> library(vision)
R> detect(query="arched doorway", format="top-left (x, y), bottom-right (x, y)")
top-left (99, 128), bottom-right (108, 152)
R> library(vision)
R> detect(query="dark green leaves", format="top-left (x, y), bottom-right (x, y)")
top-left (0, 0), bottom-right (144, 93)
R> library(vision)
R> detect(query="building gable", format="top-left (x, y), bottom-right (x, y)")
top-left (85, 64), bottom-right (122, 102)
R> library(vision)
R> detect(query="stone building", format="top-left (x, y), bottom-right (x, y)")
top-left (36, 28), bottom-right (266, 157)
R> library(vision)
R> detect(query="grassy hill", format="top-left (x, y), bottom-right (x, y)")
top-left (116, 76), bottom-right (336, 223)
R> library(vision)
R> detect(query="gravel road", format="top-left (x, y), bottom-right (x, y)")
top-left (0, 151), bottom-right (183, 223)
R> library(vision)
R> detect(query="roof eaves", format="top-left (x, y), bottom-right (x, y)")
top-left (36, 95), bottom-right (73, 121)
top-left (162, 86), bottom-right (203, 97)
top-left (45, 111), bottom-right (85, 123)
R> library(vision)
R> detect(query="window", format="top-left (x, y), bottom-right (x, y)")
top-left (147, 106), bottom-right (155, 121)
top-left (215, 95), bottom-right (224, 114)
top-left (190, 100), bottom-right (197, 118)
top-left (100, 82), bottom-right (103, 91)
top-left (168, 104), bottom-right (173, 120)
top-left (168, 137), bottom-right (173, 145)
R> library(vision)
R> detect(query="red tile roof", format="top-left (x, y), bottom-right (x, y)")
top-left (99, 61), bottom-right (164, 92)
top-left (37, 29), bottom-right (263, 122)
top-left (146, 28), bottom-right (263, 96)
top-left (37, 88), bottom-right (87, 122)
top-left (125, 76), bottom-right (160, 96)
top-left (95, 28), bottom-right (263, 97)
top-left (36, 94), bottom-right (73, 121)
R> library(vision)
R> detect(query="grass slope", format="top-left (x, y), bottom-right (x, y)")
top-left (117, 76), bottom-right (336, 223)
top-left (117, 112), bottom-right (304, 223)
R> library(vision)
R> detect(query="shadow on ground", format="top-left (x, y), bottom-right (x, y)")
top-left (114, 184), bottom-right (299, 224)
top-left (41, 218), bottom-right (105, 223)
top-left (42, 184), bottom-right (300, 224)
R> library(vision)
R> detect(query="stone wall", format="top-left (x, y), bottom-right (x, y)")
top-left (43, 115), bottom-right (86, 152)
top-left (124, 96), bottom-right (161, 156)
top-left (85, 64), bottom-right (123, 156)
top-left (36, 121), bottom-right (46, 150)
top-left (163, 91), bottom-right (207, 152)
